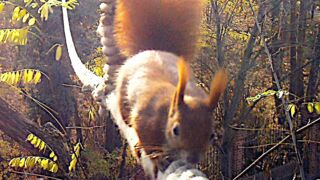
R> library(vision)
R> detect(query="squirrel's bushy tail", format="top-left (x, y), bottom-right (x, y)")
top-left (114, 0), bottom-right (203, 59)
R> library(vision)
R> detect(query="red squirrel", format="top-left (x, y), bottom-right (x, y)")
top-left (114, 0), bottom-right (227, 169)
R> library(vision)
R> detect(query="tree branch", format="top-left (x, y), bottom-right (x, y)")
top-left (233, 116), bottom-right (320, 179)
top-left (247, 0), bottom-right (305, 179)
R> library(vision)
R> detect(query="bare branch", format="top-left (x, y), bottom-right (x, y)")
top-left (247, 0), bottom-right (305, 179)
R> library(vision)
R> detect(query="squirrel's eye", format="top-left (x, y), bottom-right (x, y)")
top-left (172, 125), bottom-right (180, 137)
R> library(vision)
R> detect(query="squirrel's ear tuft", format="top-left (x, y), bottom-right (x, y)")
top-left (170, 58), bottom-right (190, 115)
top-left (206, 70), bottom-right (228, 109)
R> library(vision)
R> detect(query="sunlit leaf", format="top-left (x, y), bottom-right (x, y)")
top-left (34, 138), bottom-right (41, 148)
top-left (315, 102), bottom-right (320, 115)
top-left (51, 163), bottom-right (58, 173)
top-left (0, 3), bottom-right (4, 13)
top-left (23, 13), bottom-right (30, 23)
top-left (28, 17), bottom-right (36, 26)
top-left (53, 155), bottom-right (57, 161)
top-left (25, 157), bottom-right (31, 168)
top-left (68, 158), bottom-right (77, 172)
top-left (307, 103), bottom-right (314, 113)
top-left (40, 159), bottom-right (49, 170)
top-left (26, 69), bottom-right (34, 82)
top-left (49, 151), bottom-right (55, 158)
top-left (29, 157), bottom-right (36, 168)
top-left (19, 158), bottom-right (25, 167)
top-left (31, 136), bottom-right (38, 145)
top-left (33, 71), bottom-right (41, 84)
top-left (55, 45), bottom-right (62, 61)
top-left (26, 133), bottom-right (34, 141)
top-left (39, 141), bottom-right (46, 151)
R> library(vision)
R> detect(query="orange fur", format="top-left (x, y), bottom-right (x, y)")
top-left (207, 70), bottom-right (228, 108)
top-left (114, 0), bottom-right (203, 59)
top-left (113, 0), bottom-right (228, 177)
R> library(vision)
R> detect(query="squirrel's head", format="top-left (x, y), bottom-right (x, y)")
top-left (165, 59), bottom-right (227, 164)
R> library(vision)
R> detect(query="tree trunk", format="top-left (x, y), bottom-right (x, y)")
top-left (289, 0), bottom-right (298, 100)
top-left (221, 4), bottom-right (265, 179)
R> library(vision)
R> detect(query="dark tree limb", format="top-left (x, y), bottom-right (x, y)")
top-left (233, 116), bottom-right (320, 179)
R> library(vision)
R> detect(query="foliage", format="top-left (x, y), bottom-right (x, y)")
top-left (9, 156), bottom-right (58, 173)
top-left (68, 142), bottom-right (82, 172)
top-left (0, 69), bottom-right (42, 86)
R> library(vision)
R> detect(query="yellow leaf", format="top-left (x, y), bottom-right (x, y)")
top-left (31, 136), bottom-right (38, 145)
top-left (55, 45), bottom-right (62, 61)
top-left (23, 13), bottom-right (30, 23)
top-left (19, 158), bottom-right (25, 167)
top-left (68, 158), bottom-right (77, 172)
top-left (26, 70), bottom-right (34, 83)
top-left (39, 141), bottom-right (46, 151)
top-left (53, 155), bottom-right (57, 161)
top-left (34, 138), bottom-right (41, 148)
top-left (0, 73), bottom-right (8, 82)
top-left (289, 104), bottom-right (296, 118)
top-left (33, 71), bottom-right (41, 84)
top-left (49, 151), bottom-right (55, 158)
top-left (17, 9), bottom-right (27, 21)
top-left (14, 71), bottom-right (20, 85)
top-left (29, 157), bottom-right (36, 168)
top-left (26, 133), bottom-right (34, 141)
top-left (9, 158), bottom-right (19, 167)
top-left (315, 102), bottom-right (320, 115)
top-left (307, 103), bottom-right (314, 113)
top-left (12, 6), bottom-right (20, 21)
top-left (0, 3), bottom-right (4, 13)
top-left (41, 159), bottom-right (49, 170)
top-left (35, 157), bottom-right (41, 163)
top-left (25, 157), bottom-right (31, 168)
top-left (39, 4), bottom-right (49, 21)
top-left (9, 72), bottom-right (15, 85)
top-left (28, 17), bottom-right (36, 26)
top-left (31, 3), bottom-right (38, 9)
top-left (51, 163), bottom-right (58, 173)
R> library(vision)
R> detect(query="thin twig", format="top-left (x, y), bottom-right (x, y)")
top-left (247, 0), bottom-right (305, 179)
top-left (9, 170), bottom-right (62, 180)
top-left (233, 116), bottom-right (320, 179)
top-left (66, 125), bottom-right (106, 129)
